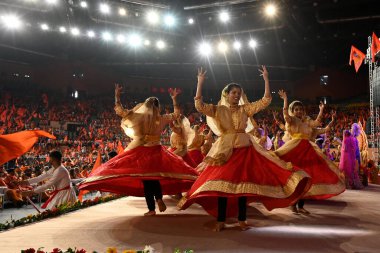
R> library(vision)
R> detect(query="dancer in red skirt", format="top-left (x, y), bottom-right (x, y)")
top-left (168, 115), bottom-right (197, 168)
top-left (178, 67), bottom-right (311, 231)
top-left (187, 125), bottom-right (206, 166)
top-left (275, 90), bottom-right (345, 214)
top-left (79, 85), bottom-right (198, 216)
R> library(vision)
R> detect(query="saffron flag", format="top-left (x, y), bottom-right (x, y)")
top-left (371, 32), bottom-right (380, 62)
top-left (117, 141), bottom-right (124, 154)
top-left (78, 151), bottom-right (102, 201)
top-left (349, 45), bottom-right (366, 73)
top-left (0, 130), bottom-right (56, 165)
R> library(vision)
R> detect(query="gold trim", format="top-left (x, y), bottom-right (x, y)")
top-left (81, 172), bottom-right (198, 184)
top-left (275, 139), bottom-right (345, 198)
top-left (291, 133), bottom-right (309, 139)
top-left (189, 170), bottom-right (310, 199)
top-left (304, 183), bottom-right (345, 197)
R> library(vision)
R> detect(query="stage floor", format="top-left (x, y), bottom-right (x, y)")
top-left (1, 185), bottom-right (380, 253)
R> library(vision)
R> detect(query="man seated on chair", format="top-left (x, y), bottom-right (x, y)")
top-left (20, 150), bottom-right (77, 210)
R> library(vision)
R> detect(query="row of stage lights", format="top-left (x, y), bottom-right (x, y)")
top-left (0, 14), bottom-right (167, 49)
top-left (197, 40), bottom-right (258, 57)
top-left (22, 0), bottom-right (278, 27)
top-left (1, 13), bottom-right (262, 54)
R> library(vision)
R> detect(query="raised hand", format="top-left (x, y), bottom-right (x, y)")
top-left (197, 67), bottom-right (207, 85)
top-left (258, 65), bottom-right (269, 80)
top-left (115, 83), bottom-right (123, 98)
top-left (169, 88), bottom-right (180, 99)
top-left (278, 90), bottom-right (287, 100)
top-left (319, 101), bottom-right (325, 111)
top-left (331, 110), bottom-right (336, 121)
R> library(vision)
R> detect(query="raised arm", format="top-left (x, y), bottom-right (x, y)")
top-left (114, 84), bottom-right (132, 118)
top-left (243, 66), bottom-right (272, 117)
top-left (325, 110), bottom-right (336, 131)
top-left (169, 88), bottom-right (181, 117)
top-left (194, 68), bottom-right (216, 117)
top-left (310, 101), bottom-right (324, 127)
top-left (278, 89), bottom-right (291, 124)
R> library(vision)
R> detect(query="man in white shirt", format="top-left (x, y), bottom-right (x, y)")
top-left (21, 151), bottom-right (77, 209)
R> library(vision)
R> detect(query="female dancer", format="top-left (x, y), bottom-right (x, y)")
top-left (339, 130), bottom-right (363, 189)
top-left (168, 115), bottom-right (197, 168)
top-left (275, 90), bottom-right (345, 214)
top-left (187, 125), bottom-right (206, 166)
top-left (79, 85), bottom-right (198, 216)
top-left (178, 67), bottom-right (311, 231)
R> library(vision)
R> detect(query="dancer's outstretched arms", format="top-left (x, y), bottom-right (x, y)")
top-left (114, 84), bottom-right (131, 118)
top-left (244, 66), bottom-right (272, 117)
top-left (310, 101), bottom-right (324, 127)
top-left (169, 88), bottom-right (181, 117)
top-left (278, 89), bottom-right (291, 124)
top-left (194, 68), bottom-right (216, 117)
top-left (325, 110), bottom-right (336, 131)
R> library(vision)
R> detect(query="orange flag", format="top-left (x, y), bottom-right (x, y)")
top-left (371, 32), bottom-right (380, 62)
top-left (117, 141), bottom-right (124, 155)
top-left (91, 152), bottom-right (102, 174)
top-left (0, 130), bottom-right (56, 165)
top-left (349, 45), bottom-right (366, 73)
top-left (78, 151), bottom-right (102, 201)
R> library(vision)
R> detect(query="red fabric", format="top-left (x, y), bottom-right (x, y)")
top-left (349, 45), bottom-right (366, 73)
top-left (278, 140), bottom-right (345, 200)
top-left (180, 146), bottom-right (310, 218)
top-left (0, 130), bottom-right (56, 166)
top-left (167, 147), bottom-right (197, 168)
top-left (188, 150), bottom-right (204, 166)
top-left (41, 185), bottom-right (70, 209)
top-left (371, 32), bottom-right (380, 62)
top-left (79, 145), bottom-right (198, 196)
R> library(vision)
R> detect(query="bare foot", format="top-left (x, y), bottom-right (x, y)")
top-left (298, 208), bottom-right (310, 215)
top-left (144, 210), bottom-right (156, 216)
top-left (213, 222), bottom-right (225, 232)
top-left (156, 199), bottom-right (167, 212)
top-left (238, 221), bottom-right (251, 231)
top-left (291, 206), bottom-right (300, 215)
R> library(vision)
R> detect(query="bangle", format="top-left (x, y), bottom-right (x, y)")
top-left (173, 104), bottom-right (179, 106)
top-left (283, 108), bottom-right (288, 111)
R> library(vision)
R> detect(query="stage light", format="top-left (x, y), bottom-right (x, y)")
top-left (233, 41), bottom-right (241, 50)
top-left (249, 39), bottom-right (257, 49)
top-left (128, 34), bottom-right (142, 47)
top-left (188, 18), bottom-right (194, 24)
top-left (265, 4), bottom-right (277, 17)
top-left (198, 42), bottom-right (212, 56)
top-left (102, 31), bottom-right (113, 41)
top-left (45, 0), bottom-right (58, 4)
top-left (80, 1), bottom-right (87, 8)
top-left (59, 26), bottom-right (67, 33)
top-left (1, 14), bottom-right (23, 30)
top-left (218, 41), bottom-right (228, 53)
top-left (164, 14), bottom-right (175, 27)
top-left (146, 11), bottom-right (159, 25)
top-left (71, 27), bottom-right (80, 36)
top-left (87, 30), bottom-right (95, 38)
top-left (119, 8), bottom-right (127, 16)
top-left (116, 34), bottom-right (125, 43)
top-left (40, 23), bottom-right (49, 31)
top-left (144, 39), bottom-right (151, 46)
top-left (100, 3), bottom-right (110, 14)
top-left (156, 40), bottom-right (166, 49)
top-left (219, 11), bottom-right (230, 22)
